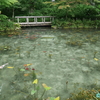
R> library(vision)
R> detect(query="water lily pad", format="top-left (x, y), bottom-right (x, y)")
top-left (20, 69), bottom-right (25, 71)
top-left (49, 97), bottom-right (55, 100)
top-left (31, 90), bottom-right (36, 95)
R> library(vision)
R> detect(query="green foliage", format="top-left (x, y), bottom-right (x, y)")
top-left (52, 18), bottom-right (100, 29)
top-left (0, 14), bottom-right (16, 31)
top-left (1, 0), bottom-right (100, 30)
top-left (0, 14), bottom-right (8, 21)
top-left (0, 0), bottom-right (18, 9)
top-left (66, 4), bottom-right (100, 19)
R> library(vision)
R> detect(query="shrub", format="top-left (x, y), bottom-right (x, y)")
top-left (0, 14), bottom-right (15, 31)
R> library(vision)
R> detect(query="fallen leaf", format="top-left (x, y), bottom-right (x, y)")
top-left (7, 67), bottom-right (14, 68)
top-left (24, 73), bottom-right (29, 76)
top-left (94, 58), bottom-right (99, 61)
top-left (42, 83), bottom-right (51, 90)
top-left (35, 72), bottom-right (42, 75)
top-left (33, 79), bottom-right (38, 84)
top-left (54, 96), bottom-right (60, 100)
top-left (24, 63), bottom-right (32, 67)
top-left (47, 97), bottom-right (55, 100)
top-left (24, 64), bottom-right (27, 67)
top-left (81, 57), bottom-right (85, 58)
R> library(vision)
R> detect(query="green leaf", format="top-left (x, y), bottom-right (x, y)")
top-left (42, 83), bottom-right (51, 91)
top-left (20, 68), bottom-right (25, 71)
top-left (45, 87), bottom-right (51, 91)
top-left (0, 0), bottom-right (18, 8)
top-left (49, 97), bottom-right (55, 100)
top-left (31, 90), bottom-right (36, 95)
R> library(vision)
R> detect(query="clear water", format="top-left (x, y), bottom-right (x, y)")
top-left (0, 27), bottom-right (100, 100)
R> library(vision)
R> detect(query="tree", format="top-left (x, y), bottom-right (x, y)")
top-left (18, 0), bottom-right (44, 14)
top-left (0, 0), bottom-right (18, 9)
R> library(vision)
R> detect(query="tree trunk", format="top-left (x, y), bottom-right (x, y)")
top-left (12, 8), bottom-right (15, 21)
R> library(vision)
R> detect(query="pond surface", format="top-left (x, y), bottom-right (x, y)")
top-left (0, 27), bottom-right (100, 100)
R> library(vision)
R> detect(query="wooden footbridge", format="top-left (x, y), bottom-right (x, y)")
top-left (15, 16), bottom-right (55, 26)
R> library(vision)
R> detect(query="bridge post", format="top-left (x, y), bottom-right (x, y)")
top-left (43, 17), bottom-right (45, 23)
top-left (17, 18), bottom-right (19, 23)
top-left (50, 17), bottom-right (51, 22)
top-left (26, 18), bottom-right (29, 23)
top-left (52, 17), bottom-right (54, 21)
top-left (34, 18), bottom-right (37, 23)
top-left (42, 18), bottom-right (43, 22)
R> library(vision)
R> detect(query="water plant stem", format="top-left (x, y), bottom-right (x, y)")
top-left (40, 89), bottom-right (46, 100)
top-left (93, 51), bottom-right (98, 58)
top-left (33, 84), bottom-right (36, 99)
top-left (13, 68), bottom-right (17, 74)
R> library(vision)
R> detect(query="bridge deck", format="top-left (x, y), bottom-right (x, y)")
top-left (16, 22), bottom-right (51, 26)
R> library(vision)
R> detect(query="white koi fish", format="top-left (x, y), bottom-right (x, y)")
top-left (0, 63), bottom-right (8, 69)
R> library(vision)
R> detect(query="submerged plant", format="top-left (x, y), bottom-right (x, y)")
top-left (67, 89), bottom-right (99, 100)
top-left (48, 54), bottom-right (52, 59)
top-left (0, 45), bottom-right (12, 53)
top-left (66, 40), bottom-right (83, 48)
top-left (15, 46), bottom-right (21, 57)
top-left (30, 79), bottom-right (52, 100)
top-left (30, 79), bottom-right (60, 100)
top-left (26, 51), bottom-right (31, 57)
top-left (93, 51), bottom-right (98, 58)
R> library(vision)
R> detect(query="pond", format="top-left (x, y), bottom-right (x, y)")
top-left (0, 27), bottom-right (100, 100)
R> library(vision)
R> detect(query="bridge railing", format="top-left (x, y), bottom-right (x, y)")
top-left (15, 16), bottom-right (55, 23)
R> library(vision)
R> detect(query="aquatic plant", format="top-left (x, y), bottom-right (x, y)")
top-left (15, 46), bottom-right (21, 57)
top-left (30, 79), bottom-right (60, 100)
top-left (26, 51), bottom-right (31, 57)
top-left (66, 89), bottom-right (100, 100)
top-left (86, 34), bottom-right (92, 39)
top-left (22, 63), bottom-right (36, 79)
top-left (93, 51), bottom-right (98, 58)
top-left (48, 54), bottom-right (52, 59)
top-left (89, 37), bottom-right (98, 44)
top-left (0, 45), bottom-right (12, 53)
top-left (66, 40), bottom-right (83, 48)
top-left (27, 34), bottom-right (40, 41)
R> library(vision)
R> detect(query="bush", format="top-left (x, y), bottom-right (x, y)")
top-left (0, 14), bottom-right (15, 31)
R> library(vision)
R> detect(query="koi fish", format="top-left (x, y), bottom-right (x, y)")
top-left (0, 63), bottom-right (8, 69)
